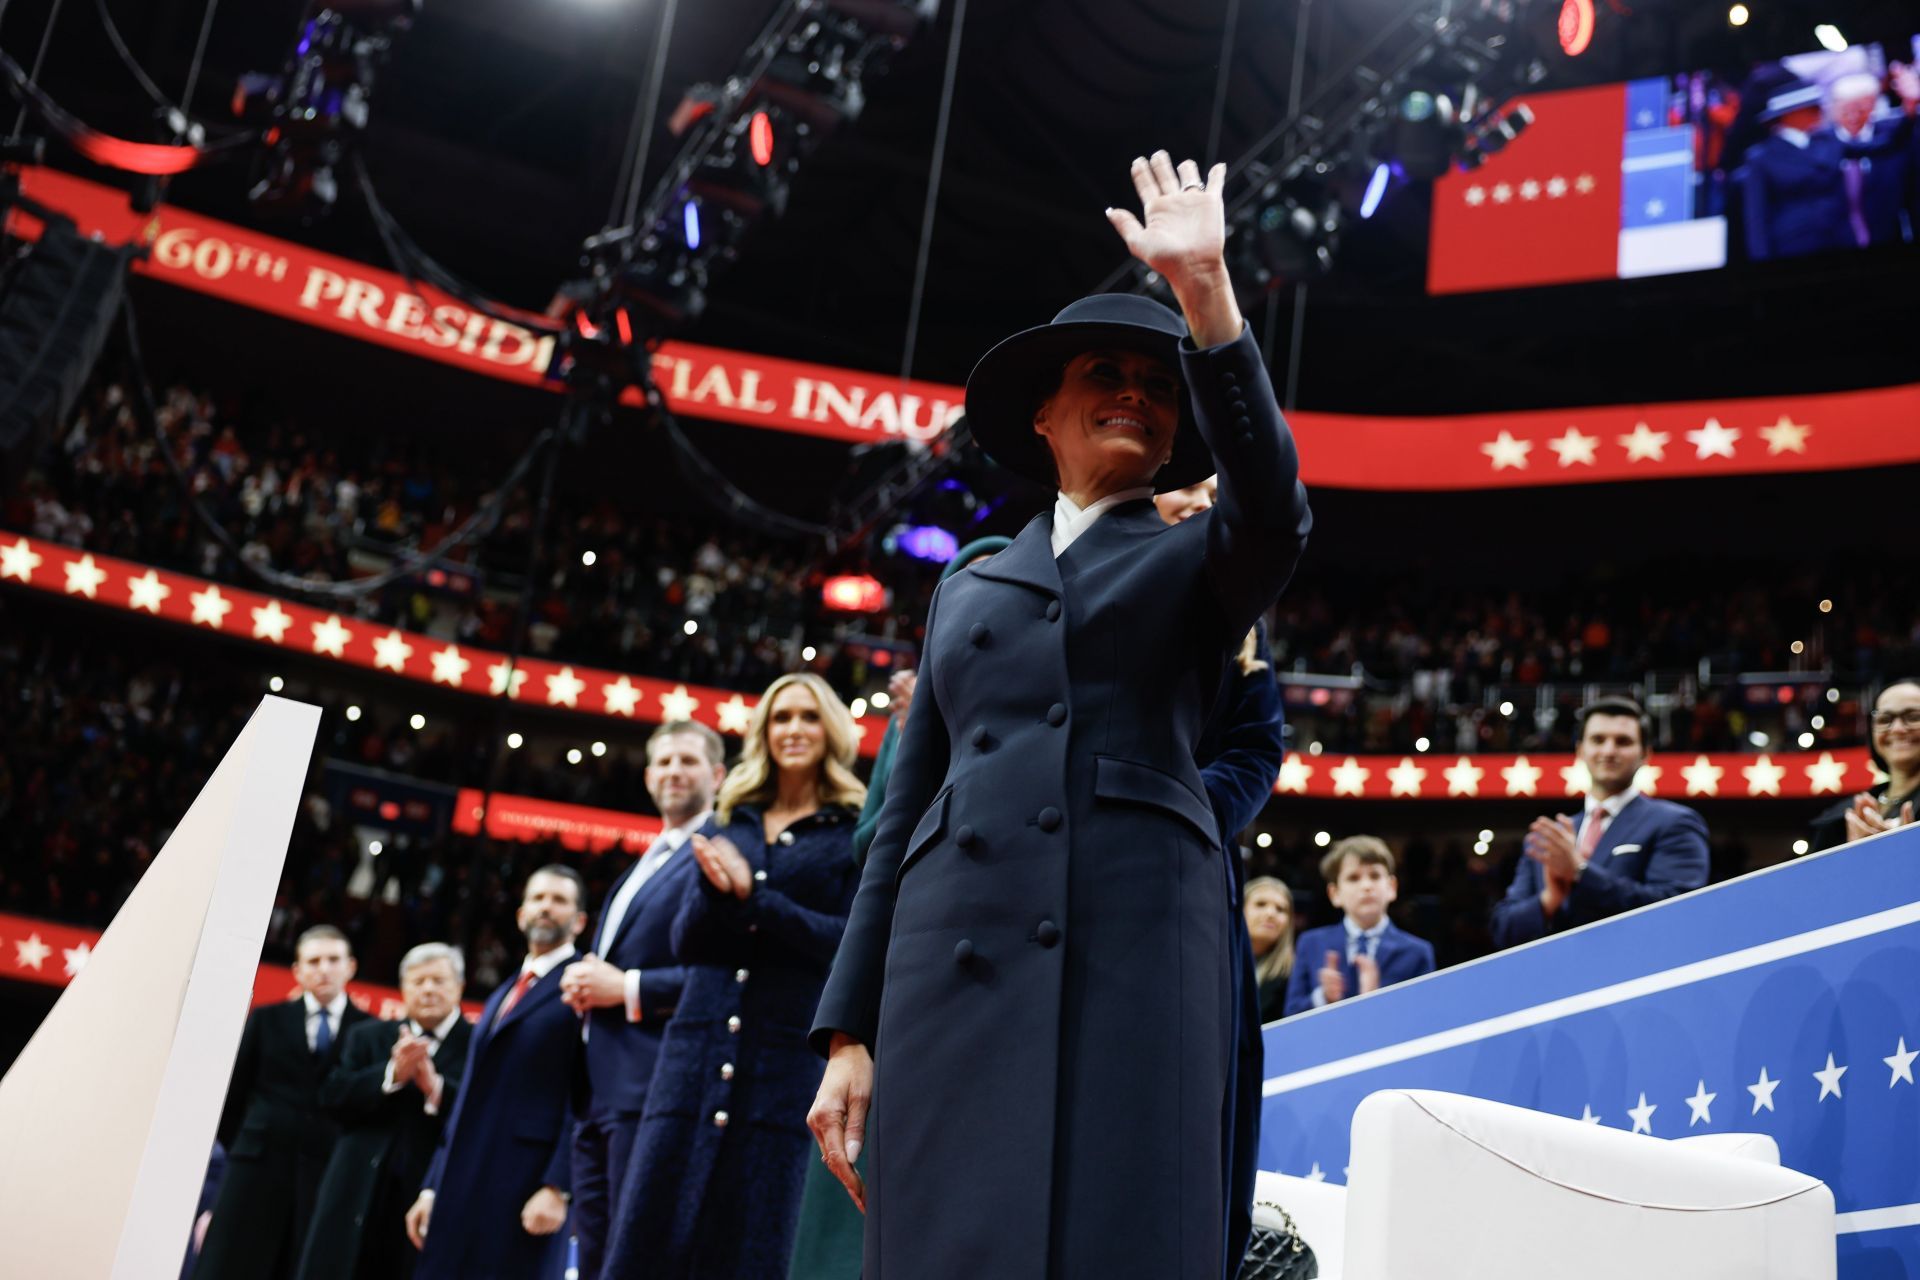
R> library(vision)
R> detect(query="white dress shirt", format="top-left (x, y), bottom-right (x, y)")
top-left (1578, 788), bottom-right (1640, 867)
top-left (1050, 487), bottom-right (1156, 557)
top-left (599, 813), bottom-right (707, 1023)
top-left (304, 991), bottom-right (349, 1053)
top-left (381, 1008), bottom-right (466, 1110)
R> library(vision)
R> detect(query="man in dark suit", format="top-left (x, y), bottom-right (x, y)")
top-left (196, 924), bottom-right (373, 1279)
top-left (1491, 696), bottom-right (1711, 949)
top-left (556, 720), bottom-right (726, 1280)
top-left (297, 942), bottom-right (473, 1280)
top-left (1284, 836), bottom-right (1436, 1016)
top-left (406, 867), bottom-right (586, 1280)
top-left (1819, 70), bottom-right (1918, 249)
top-left (1739, 76), bottom-right (1854, 261)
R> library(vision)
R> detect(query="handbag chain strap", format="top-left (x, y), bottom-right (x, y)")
top-left (1251, 1201), bottom-right (1306, 1255)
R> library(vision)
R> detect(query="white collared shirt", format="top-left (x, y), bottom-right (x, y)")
top-left (1775, 126), bottom-right (1811, 149)
top-left (595, 813), bottom-right (708, 1026)
top-left (1050, 487), bottom-right (1156, 557)
top-left (520, 943), bottom-right (576, 983)
top-left (304, 991), bottom-right (349, 1053)
top-left (1584, 787), bottom-right (1640, 825)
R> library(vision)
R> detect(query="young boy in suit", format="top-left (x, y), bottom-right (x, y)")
top-left (1283, 836), bottom-right (1436, 1016)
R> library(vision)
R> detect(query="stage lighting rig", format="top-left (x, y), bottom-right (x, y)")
top-left (235, 0), bottom-right (421, 221)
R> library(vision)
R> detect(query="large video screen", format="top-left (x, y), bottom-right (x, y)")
top-left (1428, 36), bottom-right (1919, 294)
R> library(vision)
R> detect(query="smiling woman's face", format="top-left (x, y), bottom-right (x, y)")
top-left (1033, 348), bottom-right (1180, 494)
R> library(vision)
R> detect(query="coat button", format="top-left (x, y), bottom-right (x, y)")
top-left (1037, 807), bottom-right (1062, 832)
top-left (720, 1062), bottom-right (735, 1081)
top-left (754, 869), bottom-right (768, 882)
top-left (778, 830), bottom-right (796, 845)
top-left (727, 1016), bottom-right (742, 1034)
top-left (953, 939), bottom-right (974, 964)
top-left (1223, 371), bottom-right (1240, 387)
top-left (1239, 432), bottom-right (1254, 446)
top-left (969, 623), bottom-right (990, 647)
top-left (735, 968), bottom-right (750, 984)
top-left (1035, 920), bottom-right (1061, 947)
top-left (1045, 601), bottom-right (1062, 622)
top-left (713, 1110), bottom-right (730, 1128)
top-left (1229, 397), bottom-right (1248, 414)
top-left (954, 825), bottom-right (976, 849)
top-left (971, 724), bottom-right (990, 749)
top-left (1046, 703), bottom-right (1067, 727)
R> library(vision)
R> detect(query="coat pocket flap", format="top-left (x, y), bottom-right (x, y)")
top-left (896, 786), bottom-right (953, 881)
top-left (1094, 755), bottom-right (1218, 845)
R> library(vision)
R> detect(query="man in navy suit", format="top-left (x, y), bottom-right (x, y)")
top-left (1491, 697), bottom-right (1711, 949)
top-left (405, 867), bottom-right (585, 1280)
top-left (557, 720), bottom-right (727, 1280)
top-left (1819, 70), bottom-right (1918, 249)
top-left (1284, 836), bottom-right (1435, 1016)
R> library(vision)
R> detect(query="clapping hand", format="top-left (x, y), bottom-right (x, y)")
top-left (1842, 793), bottom-right (1912, 844)
top-left (1317, 950), bottom-right (1346, 1005)
top-left (560, 953), bottom-right (627, 1015)
top-left (691, 833), bottom-right (755, 899)
top-left (390, 1028), bottom-right (429, 1088)
top-left (1354, 951), bottom-right (1382, 996)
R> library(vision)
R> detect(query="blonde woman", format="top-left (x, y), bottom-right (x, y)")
top-left (603, 673), bottom-right (865, 1279)
top-left (1243, 876), bottom-right (1295, 1022)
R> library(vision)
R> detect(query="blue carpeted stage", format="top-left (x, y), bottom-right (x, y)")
top-left (1262, 824), bottom-right (1920, 1278)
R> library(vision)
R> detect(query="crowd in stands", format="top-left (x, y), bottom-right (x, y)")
top-left (6, 378), bottom-right (1909, 760)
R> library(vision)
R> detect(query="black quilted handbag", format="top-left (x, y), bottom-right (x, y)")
top-left (1235, 1198), bottom-right (1319, 1280)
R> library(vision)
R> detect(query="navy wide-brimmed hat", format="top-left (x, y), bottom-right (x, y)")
top-left (1757, 73), bottom-right (1823, 123)
top-left (964, 293), bottom-right (1214, 492)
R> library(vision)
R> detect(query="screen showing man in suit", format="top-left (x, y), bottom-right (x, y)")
top-left (297, 943), bottom-right (472, 1280)
top-left (196, 924), bottom-right (371, 1280)
top-left (1491, 697), bottom-right (1711, 948)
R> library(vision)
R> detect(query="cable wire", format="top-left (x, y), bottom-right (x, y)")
top-left (898, 0), bottom-right (966, 383)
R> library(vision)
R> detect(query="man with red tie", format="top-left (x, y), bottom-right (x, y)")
top-left (405, 867), bottom-right (586, 1280)
top-left (1491, 697), bottom-right (1710, 948)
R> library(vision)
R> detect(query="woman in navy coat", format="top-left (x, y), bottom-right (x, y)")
top-left (807, 151), bottom-right (1311, 1280)
top-left (602, 672), bottom-right (864, 1279)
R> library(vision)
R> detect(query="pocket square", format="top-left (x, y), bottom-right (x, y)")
top-left (1608, 843), bottom-right (1642, 856)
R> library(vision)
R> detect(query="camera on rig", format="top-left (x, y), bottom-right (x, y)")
top-left (233, 0), bottom-right (421, 221)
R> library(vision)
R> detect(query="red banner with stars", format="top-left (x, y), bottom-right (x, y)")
top-left (0, 911), bottom-right (485, 1014)
top-left (1271, 748), bottom-right (1878, 802)
top-left (13, 166), bottom-right (1920, 489)
top-left (0, 530), bottom-right (885, 756)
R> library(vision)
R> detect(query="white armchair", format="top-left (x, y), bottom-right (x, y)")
top-left (1330, 1089), bottom-right (1834, 1280)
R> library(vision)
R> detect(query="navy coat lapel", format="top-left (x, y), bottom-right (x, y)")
top-left (1587, 795), bottom-right (1648, 862)
top-left (1055, 500), bottom-right (1162, 580)
top-left (967, 514), bottom-right (1061, 599)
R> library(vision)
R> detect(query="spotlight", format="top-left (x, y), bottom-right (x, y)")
top-left (346, 704), bottom-right (362, 722)
top-left (1479, 829), bottom-right (1494, 842)
top-left (1727, 3), bottom-right (1749, 26)
top-left (1415, 736), bottom-right (1431, 752)
top-left (1473, 840), bottom-right (1490, 856)
top-left (894, 525), bottom-right (959, 563)
top-left (592, 741), bottom-right (608, 757)
top-left (1792, 839), bottom-right (1810, 856)
top-left (1256, 833), bottom-right (1273, 848)
top-left (1798, 732), bottom-right (1815, 749)
top-left (871, 691), bottom-right (890, 709)
top-left (682, 199), bottom-right (704, 251)
top-left (1748, 731), bottom-right (1768, 748)
top-left (750, 110), bottom-right (777, 166)
top-left (581, 550), bottom-right (598, 567)
top-left (507, 732), bottom-right (523, 749)
top-left (269, 676), bottom-right (285, 692)
top-left (1790, 640), bottom-right (1804, 655)
top-left (850, 697), bottom-right (868, 718)
top-left (1308, 742), bottom-right (1323, 756)
top-left (1826, 688), bottom-right (1840, 704)
top-left (1813, 24), bottom-right (1846, 52)
top-left (1242, 183), bottom-right (1341, 286)
top-left (1499, 701), bottom-right (1515, 716)
top-left (369, 840), bottom-right (383, 856)
top-left (568, 748), bottom-right (584, 765)
top-left (1314, 831), bottom-right (1332, 847)
top-left (1811, 715), bottom-right (1825, 730)
top-left (410, 713), bottom-right (426, 730)
top-left (1818, 599), bottom-right (1832, 613)
top-left (684, 619), bottom-right (699, 635)
top-left (1458, 103), bottom-right (1536, 170)
top-left (1389, 88), bottom-right (1462, 181)
top-left (802, 645), bottom-right (818, 661)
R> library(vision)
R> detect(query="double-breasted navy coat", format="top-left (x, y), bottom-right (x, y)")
top-left (810, 324), bottom-right (1311, 1280)
top-left (603, 804), bottom-right (857, 1278)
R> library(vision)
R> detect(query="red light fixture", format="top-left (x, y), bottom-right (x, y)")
top-left (1558, 0), bottom-right (1595, 56)
top-left (822, 574), bottom-right (887, 613)
top-left (749, 111), bottom-right (776, 167)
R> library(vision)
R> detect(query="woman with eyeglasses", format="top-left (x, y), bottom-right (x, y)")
top-left (1810, 679), bottom-right (1920, 850)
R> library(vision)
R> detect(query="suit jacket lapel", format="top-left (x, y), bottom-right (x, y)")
top-left (966, 514), bottom-right (1061, 600)
top-left (1056, 500), bottom-right (1161, 581)
top-left (602, 818), bottom-right (709, 951)
top-left (493, 965), bottom-right (562, 1034)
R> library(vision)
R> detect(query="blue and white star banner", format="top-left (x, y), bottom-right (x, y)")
top-left (1261, 824), bottom-right (1920, 1276)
